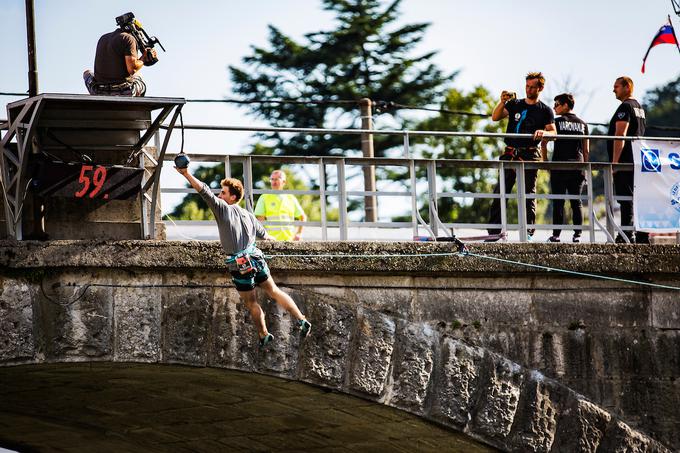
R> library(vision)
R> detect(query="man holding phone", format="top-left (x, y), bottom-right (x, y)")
top-left (487, 71), bottom-right (556, 241)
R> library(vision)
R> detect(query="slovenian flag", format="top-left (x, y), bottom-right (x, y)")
top-left (641, 16), bottom-right (680, 73)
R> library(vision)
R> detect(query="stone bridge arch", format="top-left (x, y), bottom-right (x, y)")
top-left (0, 240), bottom-right (676, 452)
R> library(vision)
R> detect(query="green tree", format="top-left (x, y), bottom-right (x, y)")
top-left (228, 0), bottom-right (450, 157)
top-left (170, 143), bottom-right (276, 219)
top-left (408, 86), bottom-right (544, 224)
top-left (643, 73), bottom-right (680, 136)
top-left (172, 0), bottom-right (451, 219)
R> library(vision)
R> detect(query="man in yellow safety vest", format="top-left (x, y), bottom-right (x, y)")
top-left (254, 170), bottom-right (307, 241)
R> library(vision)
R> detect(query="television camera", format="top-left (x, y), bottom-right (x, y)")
top-left (115, 12), bottom-right (165, 66)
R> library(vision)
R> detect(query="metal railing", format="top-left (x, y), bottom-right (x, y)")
top-left (153, 124), bottom-right (680, 243)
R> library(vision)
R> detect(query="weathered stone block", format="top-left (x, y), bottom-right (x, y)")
top-left (533, 289), bottom-right (650, 329)
top-left (509, 371), bottom-right (562, 453)
top-left (36, 272), bottom-right (113, 360)
top-left (0, 277), bottom-right (34, 362)
top-left (386, 323), bottom-right (436, 413)
top-left (470, 353), bottom-right (524, 442)
top-left (257, 288), bottom-right (302, 376)
top-left (299, 300), bottom-right (355, 388)
top-left (428, 338), bottom-right (484, 428)
top-left (653, 331), bottom-right (680, 379)
top-left (351, 288), bottom-right (414, 319)
top-left (415, 288), bottom-right (533, 326)
top-left (348, 309), bottom-right (396, 396)
top-left (161, 275), bottom-right (212, 365)
top-left (597, 420), bottom-right (650, 453)
top-left (209, 287), bottom-right (257, 370)
top-left (651, 289), bottom-right (680, 329)
top-left (112, 274), bottom-right (162, 362)
top-left (552, 395), bottom-right (611, 453)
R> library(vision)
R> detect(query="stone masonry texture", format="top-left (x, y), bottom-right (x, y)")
top-left (0, 240), bottom-right (678, 452)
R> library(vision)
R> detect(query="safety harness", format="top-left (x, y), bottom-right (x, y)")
top-left (225, 243), bottom-right (258, 274)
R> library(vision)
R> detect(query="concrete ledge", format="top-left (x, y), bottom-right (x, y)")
top-left (1, 240), bottom-right (680, 275)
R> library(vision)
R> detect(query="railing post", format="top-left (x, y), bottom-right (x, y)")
top-left (224, 155), bottom-right (231, 179)
top-left (337, 160), bottom-right (348, 240)
top-left (244, 156), bottom-right (254, 212)
top-left (318, 158), bottom-right (327, 241)
top-left (409, 159), bottom-right (418, 238)
top-left (139, 152), bottom-right (148, 239)
top-left (403, 131), bottom-right (410, 158)
top-left (426, 160), bottom-right (438, 237)
top-left (499, 162), bottom-right (507, 238)
top-left (360, 98), bottom-right (377, 222)
top-left (586, 163), bottom-right (595, 243)
top-left (516, 162), bottom-right (527, 242)
top-left (604, 165), bottom-right (616, 240)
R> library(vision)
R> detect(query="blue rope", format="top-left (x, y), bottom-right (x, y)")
top-left (265, 251), bottom-right (680, 291)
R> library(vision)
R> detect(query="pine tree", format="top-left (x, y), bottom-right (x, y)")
top-left (172, 0), bottom-right (451, 219)
top-left (229, 0), bottom-right (450, 157)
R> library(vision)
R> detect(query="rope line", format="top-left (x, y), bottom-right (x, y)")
top-left (3, 91), bottom-right (679, 130)
top-left (37, 247), bottom-right (679, 307)
top-left (264, 250), bottom-right (680, 291)
top-left (462, 251), bottom-right (680, 291)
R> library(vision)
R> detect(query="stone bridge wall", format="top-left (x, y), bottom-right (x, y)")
top-left (1, 240), bottom-right (679, 452)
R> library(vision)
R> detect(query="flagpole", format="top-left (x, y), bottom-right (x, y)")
top-left (669, 15), bottom-right (680, 55)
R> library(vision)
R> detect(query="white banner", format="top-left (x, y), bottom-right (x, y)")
top-left (633, 139), bottom-right (680, 232)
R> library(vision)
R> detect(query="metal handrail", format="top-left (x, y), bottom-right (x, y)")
top-left (165, 123), bottom-right (680, 142)
top-left (154, 123), bottom-right (680, 243)
top-left (161, 154), bottom-right (639, 243)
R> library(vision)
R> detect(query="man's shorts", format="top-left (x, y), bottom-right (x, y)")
top-left (229, 254), bottom-right (270, 292)
top-left (83, 70), bottom-right (147, 97)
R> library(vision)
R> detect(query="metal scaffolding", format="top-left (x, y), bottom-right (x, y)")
top-left (0, 94), bottom-right (184, 240)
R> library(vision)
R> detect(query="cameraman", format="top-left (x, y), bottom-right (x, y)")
top-left (83, 23), bottom-right (157, 96)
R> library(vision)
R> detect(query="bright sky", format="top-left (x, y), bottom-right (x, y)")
top-left (2, 0), bottom-right (680, 211)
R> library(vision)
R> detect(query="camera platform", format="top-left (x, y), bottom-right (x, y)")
top-left (0, 94), bottom-right (185, 240)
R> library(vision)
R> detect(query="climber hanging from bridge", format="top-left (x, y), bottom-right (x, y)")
top-left (175, 159), bottom-right (311, 348)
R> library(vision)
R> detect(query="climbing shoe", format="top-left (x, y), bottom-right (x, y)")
top-left (259, 333), bottom-right (274, 348)
top-left (298, 319), bottom-right (312, 338)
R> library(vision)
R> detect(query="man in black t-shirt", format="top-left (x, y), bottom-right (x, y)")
top-left (547, 93), bottom-right (589, 243)
top-left (607, 76), bottom-right (648, 243)
top-left (487, 72), bottom-right (556, 240)
top-left (83, 25), bottom-right (157, 96)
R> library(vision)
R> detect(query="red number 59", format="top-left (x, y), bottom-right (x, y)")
top-left (75, 165), bottom-right (108, 198)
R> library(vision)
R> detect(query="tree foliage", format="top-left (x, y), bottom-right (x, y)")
top-left (643, 73), bottom-right (680, 136)
top-left (170, 163), bottom-right (337, 222)
top-left (228, 0), bottom-right (450, 157)
top-left (172, 0), bottom-right (451, 219)
top-left (412, 86), bottom-right (502, 223)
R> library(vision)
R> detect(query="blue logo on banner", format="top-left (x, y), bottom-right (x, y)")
top-left (671, 182), bottom-right (680, 213)
top-left (641, 148), bottom-right (661, 172)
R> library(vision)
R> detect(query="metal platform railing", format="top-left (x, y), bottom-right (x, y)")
top-left (157, 124), bottom-right (680, 243)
